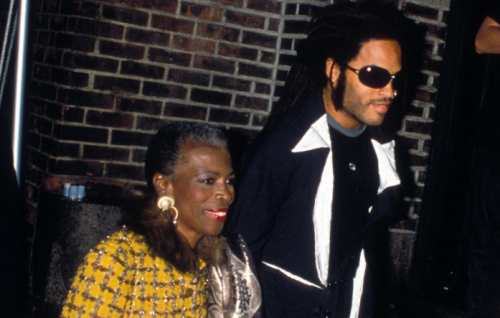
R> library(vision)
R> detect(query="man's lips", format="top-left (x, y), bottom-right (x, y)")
top-left (204, 208), bottom-right (228, 222)
top-left (371, 101), bottom-right (391, 114)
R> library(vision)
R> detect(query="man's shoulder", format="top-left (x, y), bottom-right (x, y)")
top-left (253, 94), bottom-right (326, 151)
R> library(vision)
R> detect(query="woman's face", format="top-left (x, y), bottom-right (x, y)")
top-left (167, 142), bottom-right (235, 248)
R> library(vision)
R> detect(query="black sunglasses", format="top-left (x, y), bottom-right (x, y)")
top-left (346, 65), bottom-right (398, 89)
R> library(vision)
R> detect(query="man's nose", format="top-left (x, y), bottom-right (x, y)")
top-left (378, 80), bottom-right (396, 98)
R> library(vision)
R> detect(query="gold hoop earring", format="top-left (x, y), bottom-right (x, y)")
top-left (393, 91), bottom-right (398, 98)
top-left (157, 195), bottom-right (179, 227)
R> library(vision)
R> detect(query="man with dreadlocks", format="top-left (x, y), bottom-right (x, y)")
top-left (227, 2), bottom-right (419, 318)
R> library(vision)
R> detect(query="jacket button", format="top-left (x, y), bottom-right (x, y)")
top-left (324, 309), bottom-right (332, 317)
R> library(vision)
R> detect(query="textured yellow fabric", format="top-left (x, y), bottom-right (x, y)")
top-left (60, 226), bottom-right (208, 318)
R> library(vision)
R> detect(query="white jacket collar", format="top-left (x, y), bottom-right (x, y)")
top-left (292, 114), bottom-right (330, 153)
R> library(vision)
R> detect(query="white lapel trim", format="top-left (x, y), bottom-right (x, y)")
top-left (289, 118), bottom-right (401, 291)
top-left (371, 139), bottom-right (401, 193)
top-left (292, 115), bottom-right (332, 287)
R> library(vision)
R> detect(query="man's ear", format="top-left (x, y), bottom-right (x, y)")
top-left (325, 58), bottom-right (341, 83)
top-left (152, 172), bottom-right (173, 196)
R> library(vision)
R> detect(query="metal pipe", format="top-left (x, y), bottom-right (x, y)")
top-left (0, 0), bottom-right (17, 110)
top-left (13, 0), bottom-right (29, 186)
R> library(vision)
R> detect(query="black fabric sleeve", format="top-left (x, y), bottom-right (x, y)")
top-left (485, 0), bottom-right (500, 23)
top-left (226, 143), bottom-right (290, 265)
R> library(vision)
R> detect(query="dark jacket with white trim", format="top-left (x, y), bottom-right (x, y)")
top-left (227, 93), bottom-right (400, 318)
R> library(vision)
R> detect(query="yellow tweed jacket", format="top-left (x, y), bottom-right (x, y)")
top-left (60, 226), bottom-right (208, 318)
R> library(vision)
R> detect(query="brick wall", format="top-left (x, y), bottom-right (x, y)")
top-left (27, 0), bottom-right (451, 288)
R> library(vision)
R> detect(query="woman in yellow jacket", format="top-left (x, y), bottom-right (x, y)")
top-left (60, 122), bottom-right (261, 318)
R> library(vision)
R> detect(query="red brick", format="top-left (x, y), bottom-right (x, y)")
top-left (209, 108), bottom-right (250, 125)
top-left (111, 130), bottom-right (153, 146)
top-left (268, 18), bottom-right (280, 32)
top-left (197, 23), bottom-right (239, 42)
top-left (172, 35), bottom-right (215, 54)
top-left (37, 14), bottom-right (50, 30)
top-left (33, 47), bottom-right (45, 63)
top-left (135, 116), bottom-right (170, 131)
top-left (68, 18), bottom-right (124, 39)
top-left (167, 69), bottom-right (209, 86)
top-left (278, 53), bottom-right (296, 67)
top-left (247, 0), bottom-right (281, 14)
top-left (48, 159), bottom-right (104, 177)
top-left (86, 110), bottom-right (134, 128)
top-left (53, 124), bottom-right (109, 143)
top-left (225, 11), bottom-right (265, 29)
top-left (238, 63), bottom-right (272, 79)
top-left (148, 48), bottom-right (191, 67)
top-left (151, 15), bottom-right (194, 34)
top-left (61, 1), bottom-right (100, 18)
top-left (261, 51), bottom-right (276, 64)
top-left (126, 28), bottom-right (170, 46)
top-left (242, 31), bottom-right (277, 49)
top-left (132, 149), bottom-right (147, 163)
top-left (45, 102), bottom-right (85, 122)
top-left (33, 65), bottom-right (51, 81)
top-left (63, 53), bottom-right (119, 73)
top-left (213, 76), bottom-right (251, 92)
top-left (106, 163), bottom-right (144, 180)
top-left (180, 3), bottom-right (222, 22)
top-left (55, 33), bottom-right (95, 52)
top-left (31, 151), bottom-right (49, 170)
top-left (163, 103), bottom-right (207, 120)
top-left (94, 75), bottom-right (140, 94)
top-left (50, 68), bottom-right (89, 87)
top-left (214, 0), bottom-right (243, 6)
top-left (404, 119), bottom-right (434, 136)
top-left (42, 0), bottom-right (60, 14)
top-left (235, 95), bottom-right (269, 111)
top-left (219, 43), bottom-right (258, 61)
top-left (58, 88), bottom-right (115, 109)
top-left (32, 82), bottom-right (57, 100)
top-left (117, 98), bottom-right (162, 115)
top-left (255, 82), bottom-right (271, 95)
top-left (142, 82), bottom-right (187, 99)
top-left (403, 3), bottom-right (439, 20)
top-left (298, 3), bottom-right (319, 16)
top-left (41, 138), bottom-right (80, 158)
top-left (191, 89), bottom-right (231, 106)
top-left (228, 127), bottom-right (259, 141)
top-left (280, 38), bottom-right (293, 50)
top-left (102, 5), bottom-right (149, 26)
top-left (83, 145), bottom-right (130, 161)
top-left (50, 16), bottom-right (67, 31)
top-left (29, 100), bottom-right (44, 116)
top-left (252, 113), bottom-right (268, 127)
top-left (121, 61), bottom-right (165, 79)
top-left (286, 3), bottom-right (298, 15)
top-left (193, 55), bottom-right (235, 73)
top-left (284, 20), bottom-right (308, 34)
top-left (35, 116), bottom-right (54, 136)
top-left (45, 49), bottom-right (63, 66)
top-left (27, 132), bottom-right (41, 149)
top-left (99, 40), bottom-right (145, 59)
top-left (108, 0), bottom-right (177, 13)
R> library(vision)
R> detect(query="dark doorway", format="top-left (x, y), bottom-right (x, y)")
top-left (413, 0), bottom-right (500, 314)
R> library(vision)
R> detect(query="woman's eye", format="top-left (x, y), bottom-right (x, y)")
top-left (226, 178), bottom-right (235, 185)
top-left (201, 178), bottom-right (214, 184)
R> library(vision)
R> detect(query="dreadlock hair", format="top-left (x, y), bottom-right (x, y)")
top-left (272, 2), bottom-right (418, 117)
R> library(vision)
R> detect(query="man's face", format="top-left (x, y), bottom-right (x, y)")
top-left (334, 39), bottom-right (402, 128)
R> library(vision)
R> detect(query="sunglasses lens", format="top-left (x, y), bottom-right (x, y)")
top-left (358, 66), bottom-right (393, 89)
